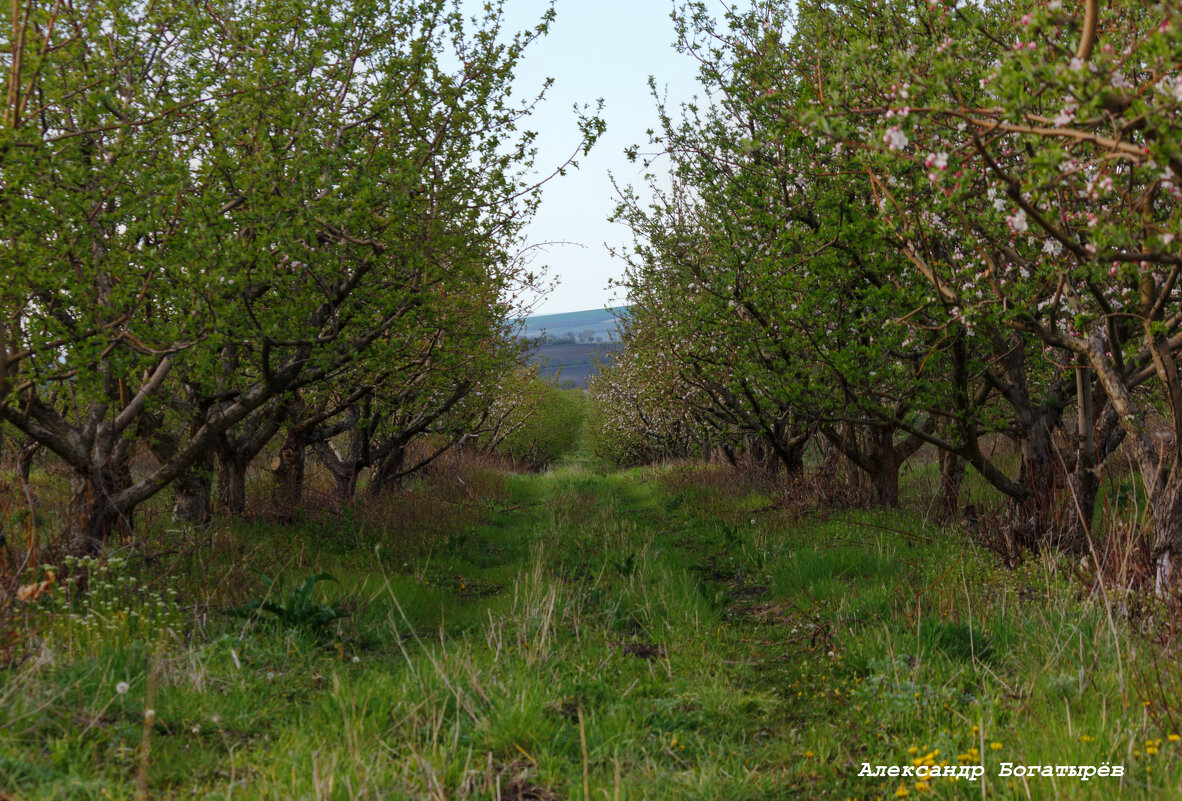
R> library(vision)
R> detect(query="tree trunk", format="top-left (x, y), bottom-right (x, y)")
top-left (65, 467), bottom-right (127, 555)
top-left (171, 453), bottom-right (213, 525)
top-left (821, 422), bottom-right (909, 507)
top-left (1058, 369), bottom-right (1108, 551)
top-left (217, 447), bottom-right (250, 517)
top-left (271, 430), bottom-right (306, 511)
top-left (144, 415), bottom-right (214, 526)
top-left (1153, 465), bottom-right (1182, 595)
top-left (782, 440), bottom-right (805, 477)
top-left (369, 446), bottom-right (405, 498)
top-left (214, 407), bottom-right (284, 517)
top-left (17, 439), bottom-right (38, 485)
top-left (1011, 412), bottom-right (1066, 549)
top-left (937, 448), bottom-right (964, 524)
top-left (334, 470), bottom-right (359, 504)
top-left (1060, 466), bottom-right (1100, 551)
top-left (309, 425), bottom-right (370, 506)
top-left (865, 425), bottom-right (901, 507)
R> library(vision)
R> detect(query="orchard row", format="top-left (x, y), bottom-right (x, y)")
top-left (589, 1), bottom-right (1182, 588)
top-left (0, 0), bottom-right (599, 554)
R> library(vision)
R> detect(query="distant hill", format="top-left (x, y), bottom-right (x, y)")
top-left (518, 306), bottom-right (627, 388)
top-left (530, 342), bottom-right (622, 388)
top-left (518, 306), bottom-right (626, 345)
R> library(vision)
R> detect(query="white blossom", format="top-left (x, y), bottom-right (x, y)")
top-left (1053, 100), bottom-right (1077, 126)
top-left (1111, 72), bottom-right (1133, 90)
top-left (883, 126), bottom-right (908, 151)
top-left (925, 152), bottom-right (949, 170)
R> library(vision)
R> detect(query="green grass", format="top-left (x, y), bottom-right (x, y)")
top-left (2, 451), bottom-right (1180, 799)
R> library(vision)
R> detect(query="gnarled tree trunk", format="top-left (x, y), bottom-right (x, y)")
top-left (937, 448), bottom-right (964, 525)
top-left (271, 429), bottom-right (307, 513)
top-left (65, 466), bottom-right (129, 555)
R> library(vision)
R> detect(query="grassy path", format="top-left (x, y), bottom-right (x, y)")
top-left (3, 455), bottom-right (1180, 799)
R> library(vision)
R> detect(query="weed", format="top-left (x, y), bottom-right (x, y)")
top-left (230, 572), bottom-right (349, 635)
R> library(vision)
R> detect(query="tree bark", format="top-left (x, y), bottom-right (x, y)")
top-left (214, 404), bottom-right (285, 517)
top-left (866, 425), bottom-right (901, 507)
top-left (271, 429), bottom-right (307, 512)
top-left (65, 467), bottom-right (127, 555)
top-left (937, 448), bottom-right (964, 524)
top-left (1153, 466), bottom-right (1182, 594)
top-left (369, 445), bottom-right (406, 498)
top-left (216, 447), bottom-right (250, 517)
top-left (144, 413), bottom-right (214, 526)
top-left (311, 438), bottom-right (366, 505)
top-left (171, 458), bottom-right (212, 525)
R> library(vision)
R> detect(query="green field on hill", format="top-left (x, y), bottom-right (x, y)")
top-left (519, 307), bottom-right (626, 344)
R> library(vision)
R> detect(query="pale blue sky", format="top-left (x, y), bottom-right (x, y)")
top-left (463, 0), bottom-right (706, 315)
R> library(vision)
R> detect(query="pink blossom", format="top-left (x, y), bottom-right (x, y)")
top-left (883, 126), bottom-right (908, 151)
top-left (925, 151), bottom-right (949, 170)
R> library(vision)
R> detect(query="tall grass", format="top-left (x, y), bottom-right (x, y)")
top-left (2, 447), bottom-right (1181, 798)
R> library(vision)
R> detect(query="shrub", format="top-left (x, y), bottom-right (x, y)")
top-left (496, 385), bottom-right (583, 470)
